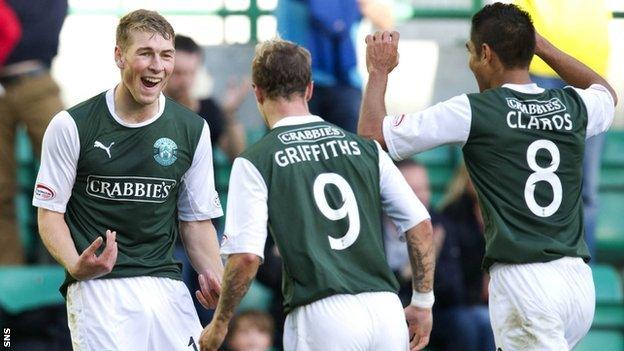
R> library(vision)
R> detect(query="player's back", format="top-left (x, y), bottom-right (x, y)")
top-left (240, 118), bottom-right (398, 312)
top-left (464, 86), bottom-right (589, 269)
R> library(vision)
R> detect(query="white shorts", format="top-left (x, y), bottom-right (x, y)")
top-left (489, 257), bottom-right (595, 351)
top-left (66, 276), bottom-right (202, 351)
top-left (283, 291), bottom-right (408, 351)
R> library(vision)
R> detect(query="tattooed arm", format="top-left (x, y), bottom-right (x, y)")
top-left (199, 253), bottom-right (261, 351)
top-left (404, 219), bottom-right (434, 351)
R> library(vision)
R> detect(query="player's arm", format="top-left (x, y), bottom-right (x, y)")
top-left (199, 253), bottom-right (261, 351)
top-left (178, 121), bottom-right (226, 308)
top-left (38, 209), bottom-right (117, 280)
top-left (358, 30), bottom-right (400, 149)
top-left (34, 111), bottom-right (117, 280)
top-left (404, 220), bottom-right (434, 351)
top-left (200, 157), bottom-right (269, 351)
top-left (376, 142), bottom-right (434, 350)
top-left (360, 31), bottom-right (471, 162)
top-left (179, 219), bottom-right (224, 308)
top-left (535, 32), bottom-right (618, 106)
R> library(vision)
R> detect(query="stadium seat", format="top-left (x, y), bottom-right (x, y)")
top-left (427, 165), bottom-right (456, 192)
top-left (596, 193), bottom-right (624, 264)
top-left (414, 146), bottom-right (456, 166)
top-left (0, 265), bottom-right (65, 315)
top-left (591, 264), bottom-right (624, 331)
top-left (599, 168), bottom-right (624, 190)
top-left (601, 131), bottom-right (624, 167)
top-left (574, 330), bottom-right (624, 351)
top-left (593, 304), bottom-right (624, 331)
top-left (592, 264), bottom-right (623, 305)
top-left (237, 280), bottom-right (274, 313)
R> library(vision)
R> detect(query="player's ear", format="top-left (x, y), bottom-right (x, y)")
top-left (253, 84), bottom-right (264, 105)
top-left (481, 43), bottom-right (492, 64)
top-left (305, 81), bottom-right (314, 102)
top-left (114, 46), bottom-right (125, 69)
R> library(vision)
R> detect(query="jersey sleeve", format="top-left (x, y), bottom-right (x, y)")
top-left (220, 157), bottom-right (268, 260)
top-left (569, 84), bottom-right (615, 138)
top-left (177, 122), bottom-right (224, 221)
top-left (382, 94), bottom-right (472, 161)
top-left (32, 111), bottom-right (80, 213)
top-left (376, 142), bottom-right (430, 238)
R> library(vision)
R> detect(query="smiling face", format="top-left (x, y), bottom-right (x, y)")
top-left (115, 30), bottom-right (175, 107)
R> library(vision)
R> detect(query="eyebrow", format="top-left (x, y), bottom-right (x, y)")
top-left (136, 47), bottom-right (175, 52)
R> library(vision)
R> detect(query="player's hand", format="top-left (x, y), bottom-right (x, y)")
top-left (405, 305), bottom-right (432, 351)
top-left (365, 30), bottom-right (400, 75)
top-left (199, 320), bottom-right (228, 351)
top-left (195, 271), bottom-right (222, 309)
top-left (534, 31), bottom-right (549, 58)
top-left (69, 230), bottom-right (118, 281)
top-left (222, 77), bottom-right (251, 117)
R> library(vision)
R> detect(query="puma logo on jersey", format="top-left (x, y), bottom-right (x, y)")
top-left (94, 141), bottom-right (115, 158)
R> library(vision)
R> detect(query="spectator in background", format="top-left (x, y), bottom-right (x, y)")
top-left (515, 0), bottom-right (613, 259)
top-left (276, 0), bottom-right (393, 133)
top-left (165, 34), bottom-right (247, 163)
top-left (225, 310), bottom-right (274, 351)
top-left (0, 0), bottom-right (67, 265)
top-left (383, 159), bottom-right (445, 305)
top-left (165, 34), bottom-right (248, 326)
top-left (0, 0), bottom-right (20, 68)
top-left (432, 164), bottom-right (495, 351)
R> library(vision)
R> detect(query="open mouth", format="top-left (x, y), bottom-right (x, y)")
top-left (141, 77), bottom-right (162, 88)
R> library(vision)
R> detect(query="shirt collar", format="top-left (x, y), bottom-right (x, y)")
top-left (105, 86), bottom-right (166, 128)
top-left (272, 115), bottom-right (324, 129)
top-left (502, 83), bottom-right (545, 94)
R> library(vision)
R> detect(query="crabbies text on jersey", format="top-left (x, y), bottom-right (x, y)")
top-left (505, 97), bottom-right (573, 131)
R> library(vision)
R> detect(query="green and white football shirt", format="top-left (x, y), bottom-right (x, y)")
top-left (383, 83), bottom-right (614, 270)
top-left (33, 88), bottom-right (223, 295)
top-left (220, 115), bottom-right (430, 313)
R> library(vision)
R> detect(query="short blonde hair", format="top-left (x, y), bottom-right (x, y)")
top-left (116, 9), bottom-right (174, 51)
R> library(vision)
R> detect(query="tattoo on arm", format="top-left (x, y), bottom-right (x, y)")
top-left (213, 255), bottom-right (259, 324)
top-left (406, 220), bottom-right (435, 293)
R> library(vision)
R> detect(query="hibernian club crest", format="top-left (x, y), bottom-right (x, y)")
top-left (153, 137), bottom-right (178, 166)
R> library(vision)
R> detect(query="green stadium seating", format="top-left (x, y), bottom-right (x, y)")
top-left (593, 304), bottom-right (624, 330)
top-left (414, 146), bottom-right (456, 166)
top-left (237, 280), bottom-right (274, 313)
top-left (592, 264), bottom-right (623, 304)
top-left (591, 264), bottom-right (624, 331)
top-left (601, 131), bottom-right (624, 167)
top-left (599, 168), bottom-right (624, 190)
top-left (596, 193), bottom-right (624, 264)
top-left (575, 330), bottom-right (624, 351)
top-left (0, 265), bottom-right (65, 314)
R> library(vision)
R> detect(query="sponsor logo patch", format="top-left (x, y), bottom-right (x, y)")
top-left (392, 114), bottom-right (405, 127)
top-left (505, 97), bottom-right (566, 117)
top-left (34, 183), bottom-right (56, 201)
top-left (86, 175), bottom-right (176, 203)
top-left (277, 126), bottom-right (345, 145)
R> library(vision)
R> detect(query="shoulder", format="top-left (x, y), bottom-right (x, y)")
top-left (66, 91), bottom-right (108, 121)
top-left (240, 129), bottom-right (280, 162)
top-left (163, 96), bottom-right (206, 127)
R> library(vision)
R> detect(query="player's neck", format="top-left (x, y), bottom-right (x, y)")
top-left (490, 69), bottom-right (532, 89)
top-left (262, 98), bottom-right (311, 129)
top-left (114, 84), bottom-right (160, 124)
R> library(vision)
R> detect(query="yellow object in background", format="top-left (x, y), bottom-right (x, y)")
top-left (516, 0), bottom-right (611, 77)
